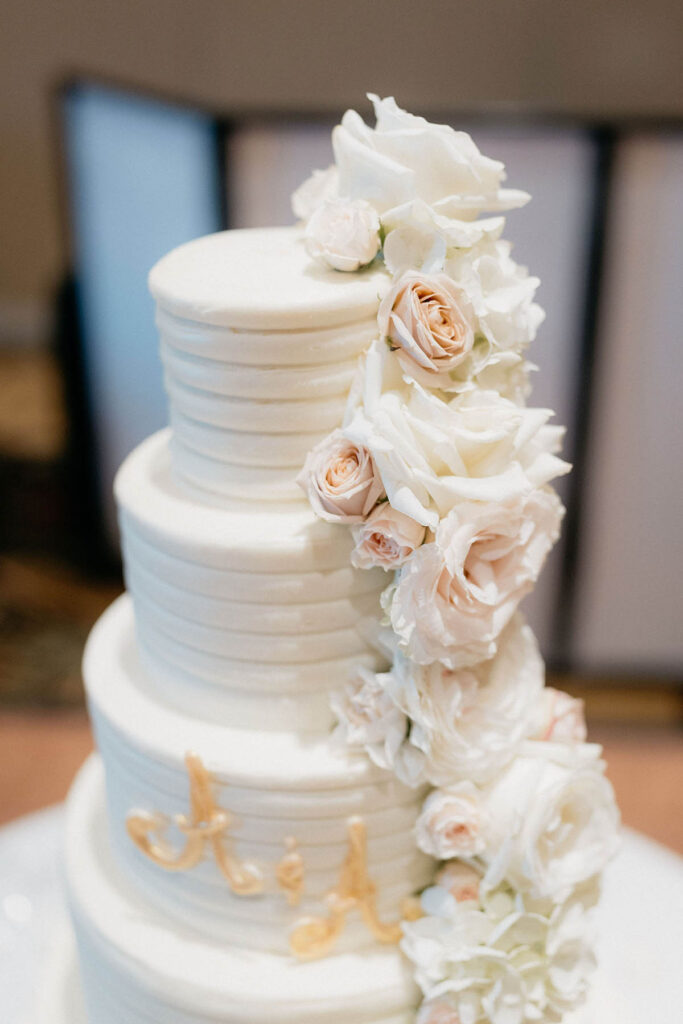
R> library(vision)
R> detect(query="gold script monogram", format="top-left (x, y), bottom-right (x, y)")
top-left (126, 753), bottom-right (417, 957)
top-left (289, 816), bottom-right (405, 959)
top-left (126, 752), bottom-right (264, 896)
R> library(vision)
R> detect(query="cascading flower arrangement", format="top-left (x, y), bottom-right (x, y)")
top-left (295, 95), bottom-right (620, 1024)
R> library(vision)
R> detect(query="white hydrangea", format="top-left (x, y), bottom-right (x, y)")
top-left (402, 868), bottom-right (600, 1024)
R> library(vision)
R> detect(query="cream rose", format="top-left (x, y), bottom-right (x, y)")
top-left (533, 687), bottom-right (587, 744)
top-left (481, 742), bottom-right (620, 901)
top-left (388, 491), bottom-right (564, 668)
top-left (331, 667), bottom-right (424, 784)
top-left (388, 614), bottom-right (543, 784)
top-left (291, 165), bottom-right (338, 220)
top-left (378, 271), bottom-right (476, 388)
top-left (297, 429), bottom-right (385, 523)
top-left (435, 861), bottom-right (481, 904)
top-left (304, 197), bottom-right (380, 272)
top-left (333, 94), bottom-right (529, 218)
top-left (351, 502), bottom-right (426, 570)
top-left (415, 783), bottom-right (486, 860)
top-left (343, 340), bottom-right (570, 530)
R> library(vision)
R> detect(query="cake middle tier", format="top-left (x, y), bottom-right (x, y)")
top-left (116, 430), bottom-right (388, 730)
top-left (84, 594), bottom-right (434, 954)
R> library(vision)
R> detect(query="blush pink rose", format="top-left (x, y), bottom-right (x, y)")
top-left (351, 503), bottom-right (426, 570)
top-left (435, 861), bottom-right (481, 904)
top-left (389, 489), bottom-right (564, 668)
top-left (417, 999), bottom-right (461, 1024)
top-left (297, 429), bottom-right (385, 523)
top-left (534, 688), bottom-right (587, 744)
top-left (378, 271), bottom-right (475, 385)
top-left (415, 783), bottom-right (486, 859)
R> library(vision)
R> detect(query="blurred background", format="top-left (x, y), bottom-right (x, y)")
top-left (0, 1), bottom-right (682, 850)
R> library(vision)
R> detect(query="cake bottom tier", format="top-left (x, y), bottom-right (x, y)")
top-left (65, 755), bottom-right (419, 1024)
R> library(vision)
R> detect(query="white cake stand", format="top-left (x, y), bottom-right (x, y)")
top-left (2, 805), bottom-right (682, 1024)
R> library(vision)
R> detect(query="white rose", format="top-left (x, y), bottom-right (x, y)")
top-left (291, 165), bottom-right (338, 220)
top-left (304, 198), bottom-right (380, 272)
top-left (381, 198), bottom-right (504, 277)
top-left (351, 502), bottom-right (426, 570)
top-left (333, 94), bottom-right (529, 218)
top-left (331, 666), bottom-right (407, 773)
top-left (377, 271), bottom-right (476, 389)
top-left (533, 687), bottom-right (587, 744)
top-left (402, 875), bottom-right (598, 1023)
top-left (415, 782), bottom-right (486, 859)
top-left (344, 340), bottom-right (570, 530)
top-left (331, 667), bottom-right (426, 786)
top-left (446, 239), bottom-right (544, 367)
top-left (388, 614), bottom-right (544, 784)
top-left (297, 429), bottom-right (385, 523)
top-left (388, 491), bottom-right (564, 668)
top-left (481, 741), bottom-right (620, 901)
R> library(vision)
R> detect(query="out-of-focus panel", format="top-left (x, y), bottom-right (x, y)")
top-left (63, 84), bottom-right (222, 545)
top-left (227, 122), bottom-right (333, 228)
top-left (573, 134), bottom-right (683, 673)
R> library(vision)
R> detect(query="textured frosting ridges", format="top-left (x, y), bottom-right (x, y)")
top-left (149, 226), bottom-right (388, 501)
top-left (116, 431), bottom-right (388, 729)
top-left (67, 756), bottom-right (420, 1023)
top-left (83, 598), bottom-right (433, 952)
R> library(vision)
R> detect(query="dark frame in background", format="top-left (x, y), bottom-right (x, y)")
top-left (51, 74), bottom-right (683, 677)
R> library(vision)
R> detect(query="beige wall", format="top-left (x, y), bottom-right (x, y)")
top-left (2, 0), bottom-right (682, 320)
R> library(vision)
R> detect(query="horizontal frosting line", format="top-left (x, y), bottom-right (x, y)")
top-left (133, 647), bottom-right (342, 732)
top-left (126, 562), bottom-right (383, 635)
top-left (165, 376), bottom-right (348, 434)
top-left (67, 758), bottom-right (419, 1017)
top-left (72, 934), bottom-right (414, 1024)
top-left (169, 408), bottom-right (324, 468)
top-left (94, 715), bottom-right (421, 821)
top-left (115, 432), bottom-right (355, 573)
top-left (171, 441), bottom-right (304, 501)
top-left (116, 851), bottom-right (428, 913)
top-left (160, 342), bottom-right (357, 400)
top-left (135, 629), bottom-right (383, 693)
top-left (122, 525), bottom-right (386, 602)
top-left (85, 596), bottom-right (395, 789)
top-left (134, 600), bottom-right (377, 663)
top-left (156, 306), bottom-right (376, 366)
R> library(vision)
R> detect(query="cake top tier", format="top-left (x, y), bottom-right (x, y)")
top-left (148, 226), bottom-right (388, 330)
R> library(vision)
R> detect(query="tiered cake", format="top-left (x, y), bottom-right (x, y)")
top-left (59, 96), bottom-right (620, 1024)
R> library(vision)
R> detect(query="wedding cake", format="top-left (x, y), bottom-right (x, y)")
top-left (57, 95), bottom-right (620, 1024)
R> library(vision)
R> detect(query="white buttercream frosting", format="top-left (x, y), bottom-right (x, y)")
top-left (84, 597), bottom-right (432, 950)
top-left (149, 227), bottom-right (389, 500)
top-left (116, 431), bottom-right (388, 728)
top-left (66, 756), bottom-right (420, 1023)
